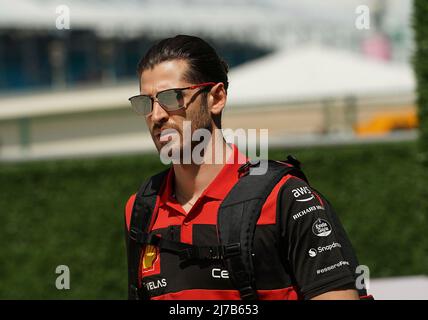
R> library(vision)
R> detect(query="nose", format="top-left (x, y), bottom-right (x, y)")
top-left (150, 99), bottom-right (169, 124)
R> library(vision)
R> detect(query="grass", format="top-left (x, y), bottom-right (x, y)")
top-left (0, 141), bottom-right (426, 299)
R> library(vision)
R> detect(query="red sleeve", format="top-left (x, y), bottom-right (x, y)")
top-left (124, 194), bottom-right (137, 232)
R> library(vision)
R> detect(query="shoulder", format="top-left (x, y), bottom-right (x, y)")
top-left (275, 174), bottom-right (327, 221)
top-left (278, 174), bottom-right (324, 203)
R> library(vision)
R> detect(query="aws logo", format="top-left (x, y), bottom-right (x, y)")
top-left (292, 186), bottom-right (315, 202)
top-left (140, 236), bottom-right (161, 277)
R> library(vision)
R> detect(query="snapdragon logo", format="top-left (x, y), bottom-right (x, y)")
top-left (318, 241), bottom-right (341, 253)
top-left (159, 121), bottom-right (269, 175)
top-left (308, 242), bottom-right (342, 258)
top-left (308, 248), bottom-right (317, 258)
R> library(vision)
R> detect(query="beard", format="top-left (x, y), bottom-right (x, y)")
top-left (156, 100), bottom-right (214, 164)
top-left (189, 101), bottom-right (212, 149)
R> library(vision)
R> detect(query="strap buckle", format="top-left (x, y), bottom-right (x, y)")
top-left (222, 243), bottom-right (241, 259)
top-left (129, 228), bottom-right (147, 243)
top-left (129, 229), bottom-right (160, 246)
top-left (238, 160), bottom-right (260, 175)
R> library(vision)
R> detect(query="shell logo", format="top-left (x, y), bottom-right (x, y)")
top-left (143, 245), bottom-right (158, 269)
top-left (140, 235), bottom-right (161, 277)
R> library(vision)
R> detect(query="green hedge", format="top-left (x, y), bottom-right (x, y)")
top-left (0, 141), bottom-right (426, 299)
top-left (414, 0), bottom-right (428, 166)
top-left (413, 0), bottom-right (428, 236)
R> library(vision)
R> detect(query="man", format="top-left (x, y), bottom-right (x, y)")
top-left (125, 35), bottom-right (371, 300)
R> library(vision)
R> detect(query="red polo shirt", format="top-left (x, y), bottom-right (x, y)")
top-left (125, 144), bottom-right (370, 300)
top-left (126, 144), bottom-right (247, 243)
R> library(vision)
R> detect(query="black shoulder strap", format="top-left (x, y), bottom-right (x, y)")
top-left (126, 168), bottom-right (169, 300)
top-left (217, 158), bottom-right (308, 300)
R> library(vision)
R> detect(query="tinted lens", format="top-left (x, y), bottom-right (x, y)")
top-left (129, 96), bottom-right (152, 115)
top-left (157, 89), bottom-right (185, 111)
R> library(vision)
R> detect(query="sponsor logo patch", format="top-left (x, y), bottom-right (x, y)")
top-left (312, 218), bottom-right (332, 237)
top-left (316, 260), bottom-right (350, 275)
top-left (293, 205), bottom-right (325, 220)
top-left (292, 186), bottom-right (315, 202)
top-left (308, 248), bottom-right (317, 257)
top-left (308, 242), bottom-right (342, 257)
top-left (211, 268), bottom-right (230, 279)
top-left (140, 234), bottom-right (162, 277)
top-left (143, 278), bottom-right (167, 291)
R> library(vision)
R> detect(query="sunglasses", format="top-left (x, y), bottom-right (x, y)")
top-left (128, 82), bottom-right (217, 116)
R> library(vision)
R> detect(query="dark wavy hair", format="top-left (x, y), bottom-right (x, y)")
top-left (137, 35), bottom-right (229, 92)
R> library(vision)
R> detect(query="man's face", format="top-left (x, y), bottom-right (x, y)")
top-left (140, 59), bottom-right (212, 155)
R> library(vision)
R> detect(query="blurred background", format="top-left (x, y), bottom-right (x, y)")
top-left (0, 0), bottom-right (426, 299)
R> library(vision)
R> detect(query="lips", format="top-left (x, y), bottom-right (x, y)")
top-left (154, 128), bottom-right (169, 137)
top-left (160, 129), bottom-right (177, 139)
top-left (155, 128), bottom-right (179, 142)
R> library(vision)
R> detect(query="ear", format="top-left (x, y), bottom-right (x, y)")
top-left (208, 82), bottom-right (227, 116)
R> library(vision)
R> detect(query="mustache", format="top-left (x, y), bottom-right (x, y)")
top-left (152, 123), bottom-right (181, 134)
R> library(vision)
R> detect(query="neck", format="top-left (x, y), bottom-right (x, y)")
top-left (172, 129), bottom-right (232, 203)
